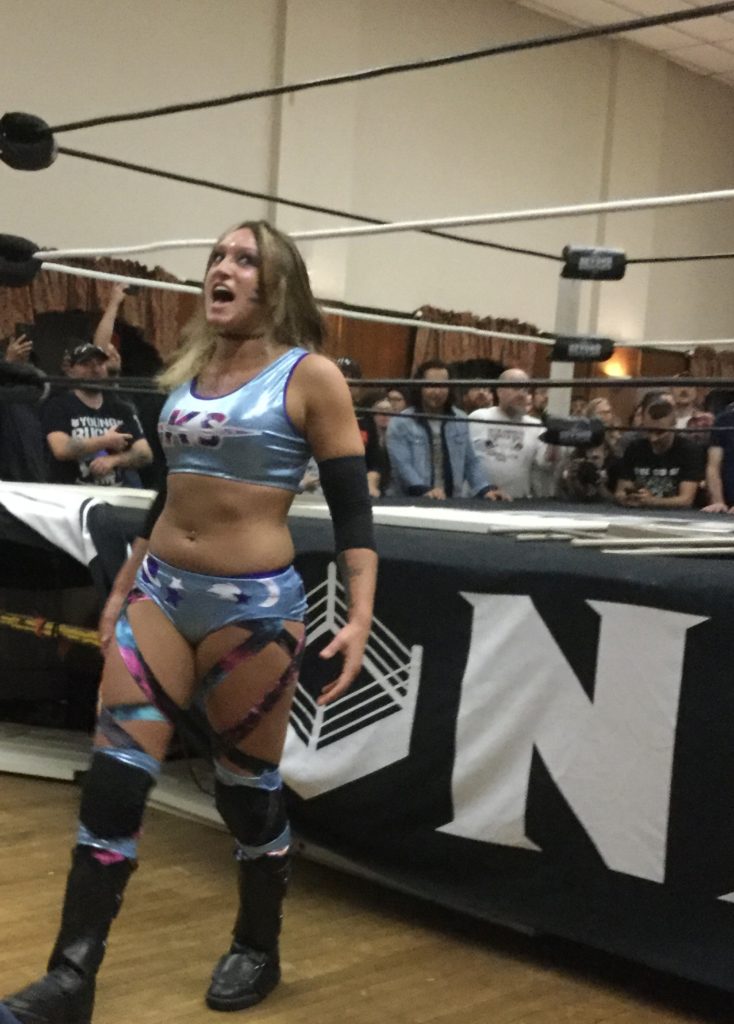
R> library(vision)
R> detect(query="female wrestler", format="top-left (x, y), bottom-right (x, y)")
top-left (0, 221), bottom-right (377, 1024)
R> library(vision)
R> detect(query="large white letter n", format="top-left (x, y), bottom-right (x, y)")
top-left (438, 594), bottom-right (705, 883)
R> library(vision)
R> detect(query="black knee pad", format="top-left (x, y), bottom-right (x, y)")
top-left (215, 778), bottom-right (288, 850)
top-left (79, 750), bottom-right (156, 839)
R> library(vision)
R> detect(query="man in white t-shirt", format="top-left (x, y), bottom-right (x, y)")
top-left (468, 368), bottom-right (555, 498)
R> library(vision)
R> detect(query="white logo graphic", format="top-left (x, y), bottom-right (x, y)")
top-left (281, 563), bottom-right (422, 798)
top-left (438, 593), bottom-right (705, 884)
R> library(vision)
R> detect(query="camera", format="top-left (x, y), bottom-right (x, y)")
top-left (575, 459), bottom-right (601, 487)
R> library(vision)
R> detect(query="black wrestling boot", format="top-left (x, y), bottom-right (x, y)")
top-left (0, 846), bottom-right (133, 1024)
top-left (206, 853), bottom-right (290, 1012)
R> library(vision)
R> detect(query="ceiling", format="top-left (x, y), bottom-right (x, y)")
top-left (515, 0), bottom-right (734, 87)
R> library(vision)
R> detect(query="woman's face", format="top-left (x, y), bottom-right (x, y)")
top-left (591, 400), bottom-right (613, 426)
top-left (204, 227), bottom-right (263, 336)
top-left (387, 389), bottom-right (407, 413)
top-left (373, 399), bottom-right (391, 431)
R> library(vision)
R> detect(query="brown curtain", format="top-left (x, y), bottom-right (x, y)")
top-left (0, 257), bottom-right (189, 357)
top-left (689, 345), bottom-right (734, 381)
top-left (412, 305), bottom-right (542, 374)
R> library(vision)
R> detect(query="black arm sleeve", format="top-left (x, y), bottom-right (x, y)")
top-left (137, 475), bottom-right (167, 540)
top-left (317, 455), bottom-right (376, 553)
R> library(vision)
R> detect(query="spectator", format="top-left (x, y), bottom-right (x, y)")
top-left (614, 390), bottom-right (702, 509)
top-left (686, 410), bottom-right (715, 450)
top-left (94, 283), bottom-right (166, 490)
top-left (702, 401), bottom-right (734, 513)
top-left (461, 384), bottom-right (493, 415)
top-left (561, 444), bottom-right (613, 503)
top-left (334, 356), bottom-right (369, 444)
top-left (367, 394), bottom-right (393, 497)
top-left (387, 360), bottom-right (505, 501)
top-left (0, 331), bottom-right (47, 482)
top-left (386, 387), bottom-right (408, 413)
top-left (90, 285), bottom-right (123, 377)
top-left (529, 386), bottom-right (549, 423)
top-left (41, 343), bottom-right (153, 486)
top-left (671, 372), bottom-right (701, 430)
top-left (570, 394), bottom-right (587, 416)
top-left (468, 368), bottom-right (556, 499)
top-left (618, 399), bottom-right (644, 453)
top-left (585, 396), bottom-right (623, 492)
top-left (334, 356), bottom-right (383, 496)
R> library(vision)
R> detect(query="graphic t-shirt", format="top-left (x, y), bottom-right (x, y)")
top-left (41, 391), bottom-right (145, 486)
top-left (468, 407), bottom-right (546, 498)
top-left (618, 435), bottom-right (703, 498)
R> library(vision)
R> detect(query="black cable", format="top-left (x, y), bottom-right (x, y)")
top-left (43, 374), bottom-right (162, 394)
top-left (46, 3), bottom-right (734, 136)
top-left (35, 374), bottom-right (734, 394)
top-left (628, 252), bottom-right (734, 266)
top-left (354, 405), bottom-right (726, 433)
top-left (346, 376), bottom-right (734, 389)
top-left (34, 374), bottom-right (734, 393)
top-left (57, 146), bottom-right (559, 262)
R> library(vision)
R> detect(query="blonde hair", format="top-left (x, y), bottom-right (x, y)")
top-left (158, 221), bottom-right (325, 390)
top-left (585, 396), bottom-right (612, 418)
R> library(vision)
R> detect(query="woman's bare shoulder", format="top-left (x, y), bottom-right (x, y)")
top-left (292, 352), bottom-right (349, 393)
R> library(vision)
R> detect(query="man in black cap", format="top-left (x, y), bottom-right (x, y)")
top-left (614, 390), bottom-right (703, 509)
top-left (41, 343), bottom-right (152, 486)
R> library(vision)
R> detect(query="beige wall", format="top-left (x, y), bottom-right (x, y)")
top-left (2, 0), bottom-right (734, 345)
top-left (1, 0), bottom-right (283, 283)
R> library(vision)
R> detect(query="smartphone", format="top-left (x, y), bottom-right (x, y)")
top-left (15, 323), bottom-right (36, 342)
top-left (124, 284), bottom-right (140, 296)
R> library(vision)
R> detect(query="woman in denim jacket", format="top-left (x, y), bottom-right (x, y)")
top-left (386, 360), bottom-right (507, 501)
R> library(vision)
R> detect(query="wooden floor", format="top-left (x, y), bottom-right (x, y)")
top-left (0, 774), bottom-right (731, 1024)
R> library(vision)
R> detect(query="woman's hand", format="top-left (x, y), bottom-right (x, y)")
top-left (98, 591), bottom-right (127, 656)
top-left (317, 619), bottom-right (370, 705)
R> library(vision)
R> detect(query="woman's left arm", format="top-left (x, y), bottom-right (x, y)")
top-left (295, 355), bottom-right (378, 705)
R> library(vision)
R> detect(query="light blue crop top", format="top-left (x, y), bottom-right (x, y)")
top-left (158, 347), bottom-right (311, 491)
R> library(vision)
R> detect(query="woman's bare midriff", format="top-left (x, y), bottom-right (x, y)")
top-left (148, 473), bottom-right (297, 576)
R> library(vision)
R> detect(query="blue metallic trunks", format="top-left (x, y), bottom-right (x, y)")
top-left (133, 553), bottom-right (307, 644)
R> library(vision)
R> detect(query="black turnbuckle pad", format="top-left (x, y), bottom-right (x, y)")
top-left (540, 416), bottom-right (605, 448)
top-left (0, 112), bottom-right (57, 171)
top-left (0, 234), bottom-right (41, 286)
top-left (552, 335), bottom-right (615, 362)
top-left (561, 245), bottom-right (626, 281)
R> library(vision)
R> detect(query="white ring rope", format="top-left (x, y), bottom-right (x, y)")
top-left (319, 305), bottom-right (552, 346)
top-left (40, 261), bottom-right (202, 294)
top-left (36, 261), bottom-right (550, 344)
top-left (34, 183), bottom-right (734, 260)
top-left (36, 240), bottom-right (215, 261)
top-left (294, 186), bottom-right (734, 241)
top-left (35, 260), bottom-right (734, 352)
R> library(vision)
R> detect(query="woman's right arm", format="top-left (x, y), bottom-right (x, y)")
top-left (98, 479), bottom-right (167, 653)
top-left (98, 538), bottom-right (148, 654)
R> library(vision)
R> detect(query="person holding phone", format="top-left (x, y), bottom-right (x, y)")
top-left (0, 329), bottom-right (47, 481)
top-left (614, 390), bottom-right (703, 509)
top-left (40, 342), bottom-right (152, 486)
